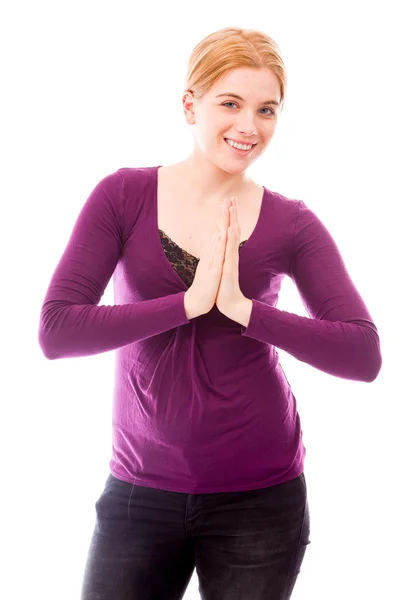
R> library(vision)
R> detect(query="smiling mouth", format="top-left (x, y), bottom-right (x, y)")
top-left (224, 138), bottom-right (257, 154)
top-left (224, 137), bottom-right (257, 148)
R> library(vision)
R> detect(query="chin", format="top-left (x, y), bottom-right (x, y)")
top-left (216, 160), bottom-right (250, 175)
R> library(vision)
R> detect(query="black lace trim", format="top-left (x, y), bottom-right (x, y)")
top-left (159, 229), bottom-right (247, 287)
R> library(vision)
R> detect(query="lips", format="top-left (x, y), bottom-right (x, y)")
top-left (224, 138), bottom-right (256, 155)
top-left (224, 137), bottom-right (256, 147)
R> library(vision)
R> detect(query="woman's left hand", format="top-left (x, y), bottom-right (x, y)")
top-left (215, 197), bottom-right (247, 315)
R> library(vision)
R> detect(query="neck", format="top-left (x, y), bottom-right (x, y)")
top-left (173, 153), bottom-right (251, 207)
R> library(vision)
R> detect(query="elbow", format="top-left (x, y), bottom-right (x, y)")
top-left (38, 301), bottom-right (70, 360)
top-left (361, 348), bottom-right (382, 383)
top-left (357, 325), bottom-right (383, 383)
top-left (38, 329), bottom-right (59, 360)
top-left (38, 311), bottom-right (64, 360)
top-left (364, 355), bottom-right (382, 382)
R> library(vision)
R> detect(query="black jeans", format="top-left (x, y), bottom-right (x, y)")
top-left (80, 472), bottom-right (310, 600)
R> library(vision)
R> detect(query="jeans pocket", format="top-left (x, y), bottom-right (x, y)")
top-left (293, 498), bottom-right (311, 575)
top-left (95, 474), bottom-right (134, 529)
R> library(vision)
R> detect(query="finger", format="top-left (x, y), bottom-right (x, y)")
top-left (224, 198), bottom-right (232, 229)
top-left (231, 202), bottom-right (240, 235)
top-left (233, 199), bottom-right (238, 223)
top-left (228, 210), bottom-right (240, 250)
top-left (220, 200), bottom-right (227, 231)
top-left (216, 228), bottom-right (227, 267)
top-left (223, 227), bottom-right (236, 272)
top-left (229, 206), bottom-right (237, 232)
top-left (230, 197), bottom-right (238, 227)
top-left (209, 228), bottom-right (220, 264)
top-left (227, 224), bottom-right (235, 254)
top-left (223, 200), bottom-right (230, 229)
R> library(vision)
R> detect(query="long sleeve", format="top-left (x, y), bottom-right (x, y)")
top-left (242, 200), bottom-right (382, 382)
top-left (38, 171), bottom-right (189, 360)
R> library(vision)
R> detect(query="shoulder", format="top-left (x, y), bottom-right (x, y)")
top-left (89, 164), bottom-right (159, 196)
top-left (93, 165), bottom-right (161, 211)
top-left (86, 166), bottom-right (159, 235)
top-left (262, 185), bottom-right (329, 230)
top-left (260, 184), bottom-right (303, 227)
top-left (262, 184), bottom-right (299, 207)
top-left (116, 164), bottom-right (160, 191)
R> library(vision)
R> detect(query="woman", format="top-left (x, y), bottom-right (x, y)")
top-left (38, 26), bottom-right (382, 600)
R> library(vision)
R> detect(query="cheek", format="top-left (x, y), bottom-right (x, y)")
top-left (197, 114), bottom-right (221, 141)
top-left (268, 121), bottom-right (278, 135)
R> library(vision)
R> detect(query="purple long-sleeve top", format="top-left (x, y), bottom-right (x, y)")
top-left (38, 165), bottom-right (382, 493)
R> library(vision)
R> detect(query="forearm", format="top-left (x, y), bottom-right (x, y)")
top-left (237, 299), bottom-right (382, 382)
top-left (38, 292), bottom-right (190, 359)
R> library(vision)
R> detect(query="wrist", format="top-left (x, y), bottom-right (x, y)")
top-left (183, 291), bottom-right (202, 320)
top-left (226, 297), bottom-right (253, 327)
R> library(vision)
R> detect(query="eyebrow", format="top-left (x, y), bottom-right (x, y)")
top-left (215, 93), bottom-right (280, 106)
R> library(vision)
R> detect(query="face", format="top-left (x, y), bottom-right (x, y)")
top-left (183, 66), bottom-right (281, 174)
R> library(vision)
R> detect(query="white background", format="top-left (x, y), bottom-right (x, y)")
top-left (1, 1), bottom-right (398, 598)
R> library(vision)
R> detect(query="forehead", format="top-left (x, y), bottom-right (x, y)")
top-left (211, 67), bottom-right (280, 101)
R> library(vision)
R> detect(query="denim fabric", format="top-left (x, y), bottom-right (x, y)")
top-left (80, 472), bottom-right (310, 600)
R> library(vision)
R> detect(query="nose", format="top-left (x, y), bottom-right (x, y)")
top-left (235, 124), bottom-right (256, 137)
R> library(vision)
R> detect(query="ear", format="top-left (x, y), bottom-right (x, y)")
top-left (182, 91), bottom-right (195, 125)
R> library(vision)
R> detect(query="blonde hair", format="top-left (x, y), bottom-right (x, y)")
top-left (184, 27), bottom-right (287, 110)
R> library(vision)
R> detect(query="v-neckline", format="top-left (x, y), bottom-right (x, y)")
top-left (158, 228), bottom-right (248, 262)
top-left (152, 165), bottom-right (267, 290)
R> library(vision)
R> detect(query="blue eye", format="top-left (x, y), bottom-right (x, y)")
top-left (260, 107), bottom-right (275, 115)
top-left (221, 102), bottom-right (275, 116)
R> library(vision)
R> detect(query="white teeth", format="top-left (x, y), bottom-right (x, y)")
top-left (226, 138), bottom-right (253, 151)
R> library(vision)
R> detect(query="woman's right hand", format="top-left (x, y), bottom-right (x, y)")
top-left (184, 197), bottom-right (232, 319)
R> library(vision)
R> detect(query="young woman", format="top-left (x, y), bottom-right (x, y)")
top-left (38, 26), bottom-right (382, 600)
